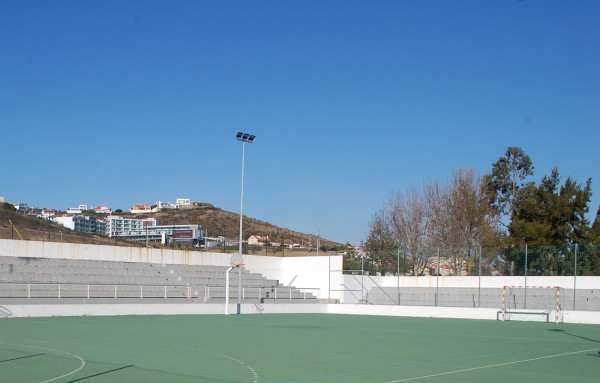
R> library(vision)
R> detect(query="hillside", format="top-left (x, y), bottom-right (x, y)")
top-left (0, 203), bottom-right (342, 251)
top-left (0, 203), bottom-right (138, 247)
top-left (142, 203), bottom-right (341, 250)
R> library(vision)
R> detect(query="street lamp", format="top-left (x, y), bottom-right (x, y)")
top-left (236, 131), bottom-right (255, 314)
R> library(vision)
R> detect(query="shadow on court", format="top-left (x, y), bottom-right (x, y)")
top-left (64, 365), bottom-right (134, 382)
top-left (0, 353), bottom-right (46, 363)
top-left (549, 328), bottom-right (600, 344)
top-left (549, 329), bottom-right (600, 357)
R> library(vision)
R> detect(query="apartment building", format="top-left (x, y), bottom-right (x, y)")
top-left (104, 215), bottom-right (202, 245)
top-left (104, 215), bottom-right (157, 237)
top-left (53, 215), bottom-right (103, 235)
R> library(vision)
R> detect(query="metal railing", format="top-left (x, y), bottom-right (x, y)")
top-left (204, 286), bottom-right (320, 301)
top-left (0, 282), bottom-right (192, 300)
top-left (0, 282), bottom-right (321, 302)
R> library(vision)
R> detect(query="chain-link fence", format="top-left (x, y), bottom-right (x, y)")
top-left (344, 245), bottom-right (600, 277)
top-left (341, 245), bottom-right (600, 311)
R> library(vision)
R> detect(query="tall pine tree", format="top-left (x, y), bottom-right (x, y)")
top-left (487, 146), bottom-right (534, 226)
top-left (590, 207), bottom-right (600, 244)
top-left (509, 168), bottom-right (592, 245)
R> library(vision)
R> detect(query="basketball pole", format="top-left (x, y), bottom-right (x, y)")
top-left (225, 265), bottom-right (233, 315)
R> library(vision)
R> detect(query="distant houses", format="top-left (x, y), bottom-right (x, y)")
top-left (67, 205), bottom-right (88, 214)
top-left (2, 196), bottom-right (296, 249)
top-left (176, 198), bottom-right (191, 209)
top-left (130, 198), bottom-right (192, 214)
top-left (248, 235), bottom-right (271, 246)
top-left (247, 235), bottom-right (282, 247)
top-left (0, 196), bottom-right (205, 246)
top-left (156, 200), bottom-right (176, 210)
top-left (40, 209), bottom-right (56, 219)
top-left (130, 203), bottom-right (153, 214)
top-left (93, 205), bottom-right (112, 214)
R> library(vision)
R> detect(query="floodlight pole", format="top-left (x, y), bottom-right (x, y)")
top-left (236, 132), bottom-right (255, 314)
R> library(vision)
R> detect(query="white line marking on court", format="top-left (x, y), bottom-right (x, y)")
top-left (38, 349), bottom-right (86, 383)
top-left (383, 348), bottom-right (599, 383)
top-left (217, 352), bottom-right (259, 383)
top-left (0, 342), bottom-right (86, 383)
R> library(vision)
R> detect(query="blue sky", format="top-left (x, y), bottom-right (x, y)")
top-left (1, 1), bottom-right (599, 245)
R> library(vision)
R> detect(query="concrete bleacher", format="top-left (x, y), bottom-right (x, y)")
top-left (0, 256), bottom-right (318, 304)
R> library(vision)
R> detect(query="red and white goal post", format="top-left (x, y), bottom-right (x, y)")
top-left (501, 286), bottom-right (561, 323)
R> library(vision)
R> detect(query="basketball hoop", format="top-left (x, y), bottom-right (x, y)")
top-left (230, 253), bottom-right (243, 267)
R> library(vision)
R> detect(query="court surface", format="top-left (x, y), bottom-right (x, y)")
top-left (1, 313), bottom-right (599, 382)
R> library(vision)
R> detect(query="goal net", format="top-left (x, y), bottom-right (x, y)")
top-left (501, 286), bottom-right (561, 323)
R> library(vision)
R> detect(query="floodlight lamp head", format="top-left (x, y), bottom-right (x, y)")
top-left (236, 132), bottom-right (256, 143)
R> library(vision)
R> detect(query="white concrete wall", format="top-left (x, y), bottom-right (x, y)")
top-left (341, 274), bottom-right (600, 304)
top-left (344, 274), bottom-right (598, 290)
top-left (0, 303), bottom-right (331, 318)
top-left (1, 239), bottom-right (598, 324)
top-left (0, 239), bottom-right (231, 266)
top-left (3, 303), bottom-right (599, 324)
top-left (242, 254), bottom-right (342, 301)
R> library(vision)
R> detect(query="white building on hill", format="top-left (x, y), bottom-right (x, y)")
top-left (156, 201), bottom-right (176, 210)
top-left (67, 205), bottom-right (88, 214)
top-left (105, 215), bottom-right (157, 237)
top-left (130, 203), bottom-right (153, 214)
top-left (248, 235), bottom-right (271, 246)
top-left (104, 215), bottom-right (202, 245)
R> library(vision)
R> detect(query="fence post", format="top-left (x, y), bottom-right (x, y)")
top-left (361, 251), bottom-right (364, 303)
top-left (397, 248), bottom-right (400, 306)
top-left (524, 244), bottom-right (528, 309)
top-left (327, 252), bottom-right (331, 302)
top-left (573, 244), bottom-right (578, 311)
top-left (435, 249), bottom-right (440, 306)
top-left (478, 245), bottom-right (482, 308)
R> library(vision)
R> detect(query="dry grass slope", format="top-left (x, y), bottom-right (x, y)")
top-left (0, 203), bottom-right (342, 251)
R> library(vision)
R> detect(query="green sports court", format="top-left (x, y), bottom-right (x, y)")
top-left (1, 314), bottom-right (599, 382)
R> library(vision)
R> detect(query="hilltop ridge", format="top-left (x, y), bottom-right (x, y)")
top-left (0, 202), bottom-right (343, 250)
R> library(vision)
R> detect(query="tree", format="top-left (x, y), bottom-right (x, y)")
top-left (509, 168), bottom-right (592, 246)
top-left (364, 210), bottom-right (398, 275)
top-left (445, 168), bottom-right (498, 274)
top-left (487, 147), bottom-right (534, 226)
top-left (424, 178), bottom-right (452, 247)
top-left (365, 210), bottom-right (396, 252)
top-left (366, 169), bottom-right (500, 276)
top-left (386, 186), bottom-right (431, 275)
top-left (425, 169), bottom-right (498, 275)
top-left (590, 207), bottom-right (600, 244)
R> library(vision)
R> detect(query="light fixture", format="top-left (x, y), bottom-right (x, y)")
top-left (234, 131), bottom-right (256, 314)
